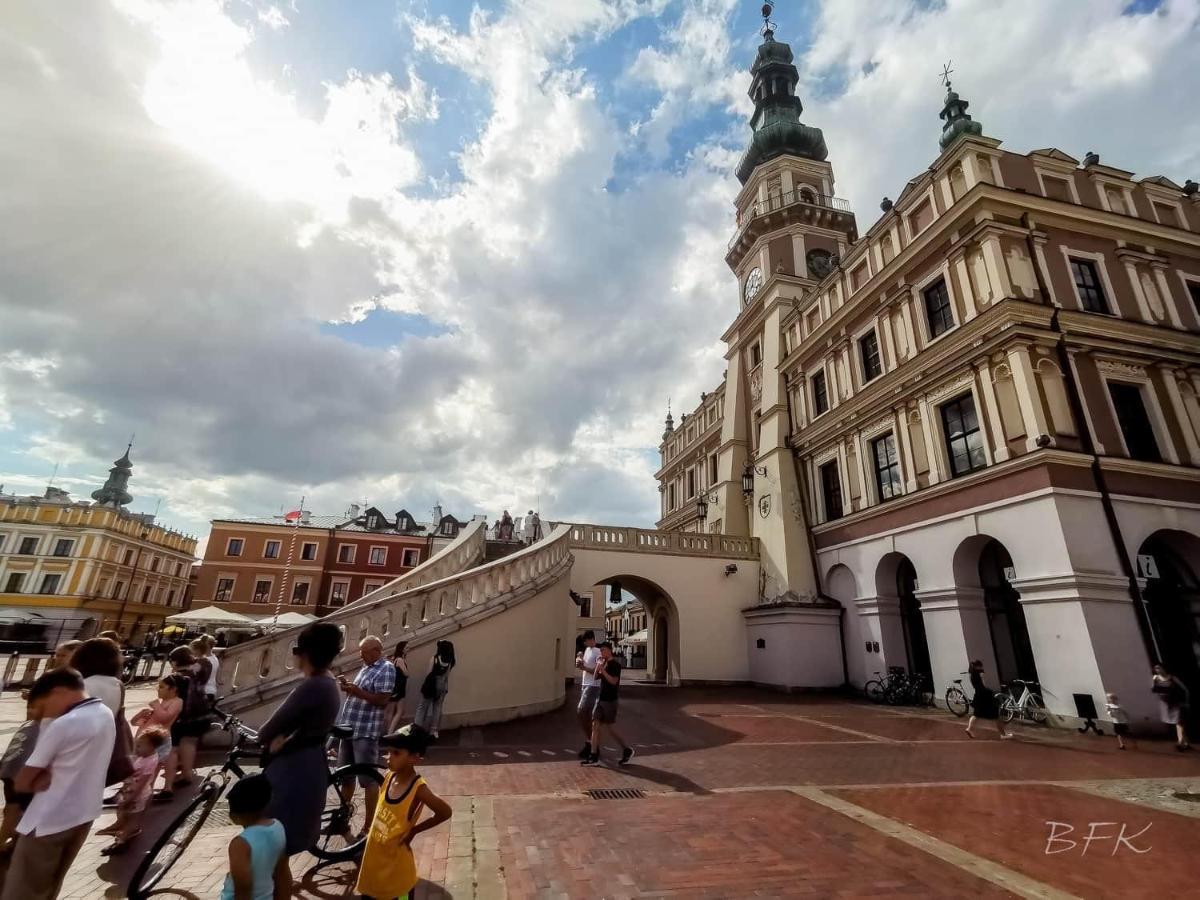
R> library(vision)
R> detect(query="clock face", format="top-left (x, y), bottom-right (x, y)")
top-left (806, 249), bottom-right (834, 280)
top-left (743, 267), bottom-right (764, 304)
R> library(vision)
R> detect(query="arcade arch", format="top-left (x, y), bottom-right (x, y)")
top-left (596, 575), bottom-right (681, 687)
top-left (1138, 529), bottom-right (1200, 724)
top-left (874, 552), bottom-right (931, 682)
top-left (952, 535), bottom-right (1038, 686)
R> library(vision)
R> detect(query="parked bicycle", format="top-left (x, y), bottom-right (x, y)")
top-left (885, 671), bottom-right (934, 707)
top-left (945, 673), bottom-right (971, 717)
top-left (999, 678), bottom-right (1048, 724)
top-left (864, 667), bottom-right (904, 704)
top-left (127, 705), bottom-right (382, 899)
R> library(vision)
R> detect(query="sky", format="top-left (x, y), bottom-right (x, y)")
top-left (2, 0), bottom-right (1198, 552)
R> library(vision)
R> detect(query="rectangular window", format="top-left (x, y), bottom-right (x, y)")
top-left (368, 547), bottom-right (387, 566)
top-left (1042, 176), bottom-right (1072, 202)
top-left (149, 556), bottom-right (159, 573)
top-left (226, 538), bottom-right (244, 557)
top-left (123, 549), bottom-right (134, 565)
top-left (749, 343), bottom-right (762, 368)
top-left (166, 590), bottom-right (176, 606)
top-left (872, 433), bottom-right (903, 502)
top-left (667, 484), bottom-right (676, 511)
top-left (175, 562), bottom-right (183, 576)
top-left (252, 579), bottom-right (272, 604)
top-left (1153, 202), bottom-right (1180, 227)
top-left (18, 537), bottom-right (37, 555)
top-left (113, 580), bottom-right (124, 599)
top-left (142, 584), bottom-right (153, 603)
top-left (300, 542), bottom-right (318, 561)
top-left (1107, 382), bottom-right (1162, 462)
top-left (4, 573), bottom-right (26, 593)
top-left (1187, 281), bottom-right (1200, 317)
top-left (214, 577), bottom-right (235, 603)
top-left (52, 539), bottom-right (73, 557)
top-left (686, 470), bottom-right (696, 499)
top-left (401, 548), bottom-right (420, 567)
top-left (819, 460), bottom-right (843, 522)
top-left (1069, 258), bottom-right (1110, 313)
top-left (709, 454), bottom-right (719, 485)
top-left (291, 582), bottom-right (310, 605)
top-left (264, 540), bottom-right (281, 559)
top-left (39, 573), bottom-right (62, 595)
top-left (329, 581), bottom-right (349, 607)
top-left (441, 522), bottom-right (455, 536)
top-left (923, 279), bottom-right (955, 338)
top-left (859, 331), bottom-right (882, 382)
top-left (337, 544), bottom-right (356, 564)
top-left (941, 394), bottom-right (988, 477)
top-left (812, 369), bottom-right (829, 416)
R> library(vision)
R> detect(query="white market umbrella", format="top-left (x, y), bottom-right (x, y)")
top-left (165, 605), bottom-right (257, 628)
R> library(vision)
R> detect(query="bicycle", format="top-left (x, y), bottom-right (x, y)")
top-left (863, 668), bottom-right (904, 704)
top-left (885, 671), bottom-right (934, 707)
top-left (999, 678), bottom-right (1048, 725)
top-left (128, 707), bottom-right (382, 899)
top-left (945, 673), bottom-right (971, 717)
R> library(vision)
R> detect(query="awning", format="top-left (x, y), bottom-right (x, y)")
top-left (165, 605), bottom-right (257, 627)
top-left (619, 629), bottom-right (648, 646)
top-left (256, 612), bottom-right (317, 628)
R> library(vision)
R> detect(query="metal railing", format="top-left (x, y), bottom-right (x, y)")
top-left (729, 189), bottom-right (852, 250)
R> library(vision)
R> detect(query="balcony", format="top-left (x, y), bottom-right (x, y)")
top-left (727, 189), bottom-right (854, 255)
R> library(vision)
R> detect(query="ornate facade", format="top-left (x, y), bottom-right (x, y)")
top-left (657, 17), bottom-right (1200, 726)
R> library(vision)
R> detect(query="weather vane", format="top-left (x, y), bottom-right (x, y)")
top-left (761, 1), bottom-right (776, 36)
top-left (940, 60), bottom-right (954, 89)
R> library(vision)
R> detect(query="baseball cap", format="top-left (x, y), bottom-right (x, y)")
top-left (380, 724), bottom-right (431, 755)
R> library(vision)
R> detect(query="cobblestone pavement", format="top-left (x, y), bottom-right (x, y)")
top-left (3, 684), bottom-right (1196, 898)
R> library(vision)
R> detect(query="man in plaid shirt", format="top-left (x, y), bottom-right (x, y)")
top-left (336, 635), bottom-right (395, 830)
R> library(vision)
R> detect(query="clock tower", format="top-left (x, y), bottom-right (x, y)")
top-left (714, 6), bottom-right (857, 602)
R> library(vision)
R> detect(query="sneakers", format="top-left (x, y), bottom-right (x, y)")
top-left (577, 742), bottom-right (592, 759)
top-left (619, 747), bottom-right (635, 767)
top-left (580, 754), bottom-right (601, 766)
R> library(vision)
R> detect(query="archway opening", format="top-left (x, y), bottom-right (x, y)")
top-left (896, 558), bottom-right (932, 682)
top-left (1139, 530), bottom-right (1200, 723)
top-left (595, 574), bottom-right (680, 686)
top-left (978, 539), bottom-right (1039, 686)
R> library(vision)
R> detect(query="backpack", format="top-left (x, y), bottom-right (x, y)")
top-left (179, 660), bottom-right (212, 721)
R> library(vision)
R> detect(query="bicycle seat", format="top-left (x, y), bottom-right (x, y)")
top-left (330, 724), bottom-right (354, 740)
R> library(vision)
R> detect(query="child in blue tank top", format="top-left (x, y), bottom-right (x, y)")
top-left (221, 775), bottom-right (290, 900)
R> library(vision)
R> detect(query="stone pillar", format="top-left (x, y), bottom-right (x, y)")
top-left (854, 430), bottom-right (873, 510)
top-left (1159, 365), bottom-right (1200, 465)
top-left (1153, 263), bottom-right (1184, 330)
top-left (1006, 344), bottom-right (1053, 451)
top-left (854, 596), bottom-right (908, 676)
top-left (917, 395), bottom-right (944, 484)
top-left (879, 304), bottom-right (898, 371)
top-left (894, 406), bottom-right (918, 493)
top-left (1122, 261), bottom-right (1155, 323)
top-left (952, 250), bottom-right (978, 321)
top-left (974, 358), bottom-right (1011, 462)
top-left (980, 233), bottom-right (1013, 302)
top-left (900, 293), bottom-right (918, 356)
top-left (917, 587), bottom-right (998, 695)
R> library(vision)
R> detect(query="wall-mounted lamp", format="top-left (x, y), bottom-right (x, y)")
top-left (696, 491), bottom-right (720, 521)
top-left (724, 563), bottom-right (738, 576)
top-left (742, 462), bottom-right (767, 498)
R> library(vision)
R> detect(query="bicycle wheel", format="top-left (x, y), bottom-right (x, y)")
top-left (1026, 694), bottom-right (1048, 724)
top-left (945, 687), bottom-right (968, 717)
top-left (310, 763), bottom-right (385, 861)
top-left (128, 781), bottom-right (222, 899)
top-left (1000, 696), bottom-right (1016, 723)
top-left (864, 680), bottom-right (885, 703)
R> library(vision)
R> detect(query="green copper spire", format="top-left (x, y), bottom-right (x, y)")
top-left (938, 63), bottom-right (983, 150)
top-left (735, 3), bottom-right (828, 185)
top-left (92, 441), bottom-right (134, 508)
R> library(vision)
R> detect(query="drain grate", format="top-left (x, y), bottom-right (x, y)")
top-left (585, 788), bottom-right (646, 800)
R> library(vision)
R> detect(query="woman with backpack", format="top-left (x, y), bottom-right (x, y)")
top-left (1152, 664), bottom-right (1192, 751)
top-left (414, 641), bottom-right (455, 739)
top-left (155, 646), bottom-right (213, 800)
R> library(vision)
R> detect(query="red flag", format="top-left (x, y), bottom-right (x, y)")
top-left (284, 509), bottom-right (302, 521)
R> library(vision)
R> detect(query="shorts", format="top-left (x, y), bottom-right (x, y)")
top-left (593, 700), bottom-right (619, 724)
top-left (337, 736), bottom-right (381, 786)
top-left (2, 778), bottom-right (33, 811)
top-left (154, 736), bottom-right (174, 763)
top-left (170, 718), bottom-right (211, 743)
top-left (1113, 722), bottom-right (1130, 736)
top-left (577, 685), bottom-right (601, 715)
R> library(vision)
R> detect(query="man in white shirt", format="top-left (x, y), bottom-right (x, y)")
top-left (192, 635), bottom-right (220, 702)
top-left (574, 630), bottom-right (602, 759)
top-left (2, 667), bottom-right (115, 900)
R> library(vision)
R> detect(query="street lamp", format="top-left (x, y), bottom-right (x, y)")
top-left (742, 462), bottom-right (767, 498)
top-left (695, 491), bottom-right (720, 522)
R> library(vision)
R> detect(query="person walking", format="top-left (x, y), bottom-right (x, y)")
top-left (0, 668), bottom-right (115, 900)
top-left (414, 641), bottom-right (455, 739)
top-left (1152, 664), bottom-right (1191, 751)
top-left (385, 642), bottom-right (410, 732)
top-left (575, 631), bottom-right (602, 759)
top-left (964, 659), bottom-right (1011, 740)
top-left (335, 636), bottom-right (395, 833)
top-left (1104, 692), bottom-right (1132, 751)
top-left (258, 622), bottom-right (343, 855)
top-left (581, 642), bottom-right (634, 767)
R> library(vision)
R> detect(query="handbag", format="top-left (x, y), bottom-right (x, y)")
top-left (106, 684), bottom-right (135, 786)
top-left (421, 671), bottom-right (438, 700)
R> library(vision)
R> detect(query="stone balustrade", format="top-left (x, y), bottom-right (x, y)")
top-left (567, 524), bottom-right (758, 559)
top-left (215, 524), bottom-right (574, 715)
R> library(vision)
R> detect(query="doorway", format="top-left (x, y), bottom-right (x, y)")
top-left (897, 559), bottom-right (931, 681)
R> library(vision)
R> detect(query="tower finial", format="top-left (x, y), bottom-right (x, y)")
top-left (761, 1), bottom-right (776, 38)
top-left (939, 60), bottom-right (953, 91)
top-left (938, 64), bottom-right (983, 151)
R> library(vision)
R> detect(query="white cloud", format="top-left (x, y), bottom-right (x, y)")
top-left (257, 4), bottom-right (289, 31)
top-left (1, 0), bottom-right (1197, 543)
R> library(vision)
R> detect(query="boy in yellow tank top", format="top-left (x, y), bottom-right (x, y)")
top-left (355, 725), bottom-right (452, 900)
